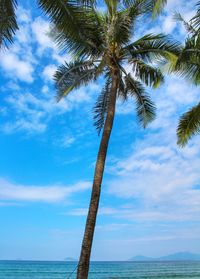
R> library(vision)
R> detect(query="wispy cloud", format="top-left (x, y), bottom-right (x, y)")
top-left (0, 7), bottom-right (99, 135)
top-left (0, 52), bottom-right (34, 83)
top-left (65, 206), bottom-right (118, 216)
top-left (1, 82), bottom-right (95, 134)
top-left (106, 80), bottom-right (200, 224)
top-left (42, 64), bottom-right (57, 81)
top-left (0, 178), bottom-right (90, 203)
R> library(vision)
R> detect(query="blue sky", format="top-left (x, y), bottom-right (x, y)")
top-left (0, 0), bottom-right (200, 261)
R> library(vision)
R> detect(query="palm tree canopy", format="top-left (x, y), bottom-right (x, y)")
top-left (0, 0), bottom-right (168, 49)
top-left (173, 2), bottom-right (200, 146)
top-left (50, 0), bottom-right (181, 134)
top-left (173, 1), bottom-right (200, 85)
top-left (177, 102), bottom-right (200, 147)
top-left (0, 0), bottom-right (18, 49)
top-left (191, 0), bottom-right (200, 30)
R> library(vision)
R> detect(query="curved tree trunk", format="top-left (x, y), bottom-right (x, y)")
top-left (76, 70), bottom-right (119, 279)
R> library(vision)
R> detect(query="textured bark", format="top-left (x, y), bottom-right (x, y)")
top-left (76, 70), bottom-right (119, 279)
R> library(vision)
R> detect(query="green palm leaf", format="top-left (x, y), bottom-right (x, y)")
top-left (174, 12), bottom-right (197, 35)
top-left (124, 33), bottom-right (181, 64)
top-left (123, 0), bottom-right (166, 16)
top-left (191, 1), bottom-right (200, 29)
top-left (93, 76), bottom-right (111, 134)
top-left (132, 59), bottom-right (164, 88)
top-left (152, 0), bottom-right (167, 17)
top-left (125, 73), bottom-right (156, 127)
top-left (38, 0), bottom-right (103, 57)
top-left (54, 60), bottom-right (99, 100)
top-left (0, 0), bottom-right (18, 48)
top-left (174, 36), bottom-right (200, 85)
top-left (177, 102), bottom-right (200, 146)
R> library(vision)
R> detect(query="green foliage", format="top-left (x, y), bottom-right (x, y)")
top-left (55, 60), bottom-right (99, 100)
top-left (175, 35), bottom-right (200, 85)
top-left (124, 73), bottom-right (156, 127)
top-left (152, 0), bottom-right (167, 17)
top-left (172, 3), bottom-right (200, 146)
top-left (174, 12), bottom-right (196, 34)
top-left (132, 59), bottom-right (164, 88)
top-left (48, 0), bottom-right (179, 134)
top-left (0, 0), bottom-right (18, 49)
top-left (0, 0), bottom-right (167, 50)
top-left (124, 34), bottom-right (181, 64)
top-left (177, 103), bottom-right (200, 147)
top-left (93, 77), bottom-right (111, 134)
top-left (191, 1), bottom-right (200, 30)
top-left (39, 0), bottom-right (103, 58)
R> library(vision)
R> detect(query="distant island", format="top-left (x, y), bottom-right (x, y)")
top-left (129, 252), bottom-right (200, 261)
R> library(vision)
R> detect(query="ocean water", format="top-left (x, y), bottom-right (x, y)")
top-left (0, 260), bottom-right (200, 279)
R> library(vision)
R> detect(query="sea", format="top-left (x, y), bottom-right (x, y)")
top-left (0, 260), bottom-right (200, 279)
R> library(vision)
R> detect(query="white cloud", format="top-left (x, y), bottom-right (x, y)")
top-left (2, 91), bottom-right (69, 133)
top-left (42, 85), bottom-right (49, 94)
top-left (106, 130), bottom-right (200, 223)
top-left (2, 82), bottom-right (95, 133)
top-left (16, 6), bottom-right (32, 24)
top-left (31, 17), bottom-right (55, 53)
top-left (162, 15), bottom-right (176, 33)
top-left (42, 64), bottom-right (57, 81)
top-left (59, 135), bottom-right (75, 148)
top-left (66, 206), bottom-right (118, 216)
top-left (16, 25), bottom-right (31, 44)
top-left (3, 118), bottom-right (47, 134)
top-left (0, 7), bottom-right (35, 83)
top-left (0, 178), bottom-right (90, 203)
top-left (0, 52), bottom-right (34, 83)
top-left (31, 16), bottom-right (68, 64)
top-left (104, 74), bottom-right (200, 224)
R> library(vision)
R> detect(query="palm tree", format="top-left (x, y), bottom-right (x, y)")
top-left (0, 0), bottom-right (167, 49)
top-left (173, 2), bottom-right (200, 146)
top-left (0, 0), bottom-right (179, 278)
top-left (0, 0), bottom-right (18, 48)
top-left (44, 1), bottom-right (180, 278)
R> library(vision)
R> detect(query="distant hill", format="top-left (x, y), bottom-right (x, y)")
top-left (159, 252), bottom-right (200, 261)
top-left (129, 252), bottom-right (200, 261)
top-left (129, 255), bottom-right (153, 261)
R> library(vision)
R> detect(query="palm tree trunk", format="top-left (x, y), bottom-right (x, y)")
top-left (76, 70), bottom-right (119, 279)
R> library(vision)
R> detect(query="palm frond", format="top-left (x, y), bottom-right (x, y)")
top-left (38, 0), bottom-right (103, 57)
top-left (123, 0), bottom-right (161, 15)
top-left (132, 59), bottom-right (164, 88)
top-left (115, 0), bottom-right (154, 46)
top-left (0, 0), bottom-right (18, 49)
top-left (174, 12), bottom-right (197, 35)
top-left (54, 60), bottom-right (99, 100)
top-left (125, 73), bottom-right (156, 127)
top-left (78, 0), bottom-right (96, 5)
top-left (104, 0), bottom-right (118, 16)
top-left (110, 9), bottom-right (132, 46)
top-left (175, 60), bottom-right (200, 85)
top-left (124, 33), bottom-right (181, 65)
top-left (177, 102), bottom-right (200, 146)
top-left (174, 36), bottom-right (200, 84)
top-left (191, 1), bottom-right (200, 30)
top-left (127, 0), bottom-right (152, 15)
top-left (152, 0), bottom-right (167, 17)
top-left (118, 73), bottom-right (128, 100)
top-left (93, 76), bottom-right (111, 134)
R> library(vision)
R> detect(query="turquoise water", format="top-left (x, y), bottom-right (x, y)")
top-left (0, 261), bottom-right (200, 278)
